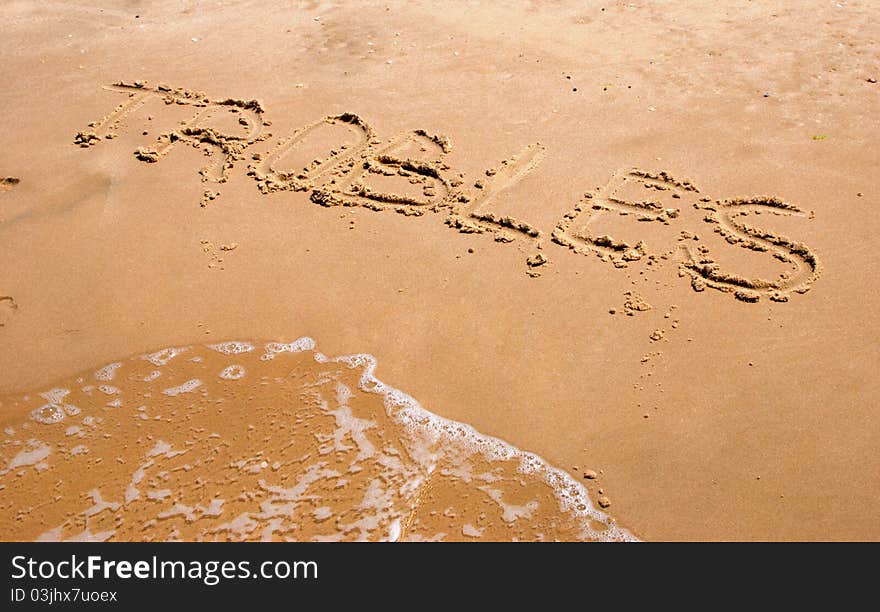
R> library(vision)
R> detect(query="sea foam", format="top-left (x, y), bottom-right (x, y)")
top-left (3, 337), bottom-right (636, 542)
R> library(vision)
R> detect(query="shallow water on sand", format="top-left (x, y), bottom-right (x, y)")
top-left (0, 339), bottom-right (634, 542)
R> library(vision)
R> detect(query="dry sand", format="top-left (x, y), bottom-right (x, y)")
top-left (0, 0), bottom-right (878, 540)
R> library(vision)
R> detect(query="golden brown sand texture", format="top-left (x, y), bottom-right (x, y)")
top-left (1, 0), bottom-right (879, 541)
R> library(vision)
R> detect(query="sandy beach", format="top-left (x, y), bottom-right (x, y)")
top-left (1, 0), bottom-right (878, 540)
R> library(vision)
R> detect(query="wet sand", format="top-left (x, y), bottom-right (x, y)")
top-left (0, 0), bottom-right (878, 540)
top-left (0, 341), bottom-right (632, 541)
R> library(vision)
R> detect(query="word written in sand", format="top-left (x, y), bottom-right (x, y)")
top-left (76, 81), bottom-right (821, 303)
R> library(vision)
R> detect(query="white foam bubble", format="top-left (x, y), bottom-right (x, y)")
top-left (313, 507), bottom-right (333, 521)
top-left (83, 489), bottom-right (120, 517)
top-left (462, 523), bottom-right (484, 537)
top-left (29, 401), bottom-right (79, 425)
top-left (35, 526), bottom-right (114, 542)
top-left (39, 388), bottom-right (70, 404)
top-left (203, 499), bottom-right (224, 517)
top-left (149, 440), bottom-right (172, 457)
top-left (315, 391), bottom-right (376, 463)
top-left (94, 362), bottom-right (122, 381)
top-left (6, 440), bottom-right (51, 471)
top-left (98, 385), bottom-right (120, 395)
top-left (30, 404), bottom-right (65, 425)
top-left (387, 518), bottom-right (402, 542)
top-left (143, 370), bottom-right (162, 382)
top-left (36, 527), bottom-right (63, 542)
top-left (147, 439), bottom-right (185, 458)
top-left (143, 347), bottom-right (188, 366)
top-left (261, 337), bottom-right (316, 360)
top-left (480, 486), bottom-right (539, 523)
top-left (219, 365), bottom-right (246, 380)
top-left (208, 341), bottom-right (254, 355)
top-left (162, 379), bottom-right (203, 396)
top-left (335, 382), bottom-right (352, 405)
top-left (125, 463), bottom-right (149, 504)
